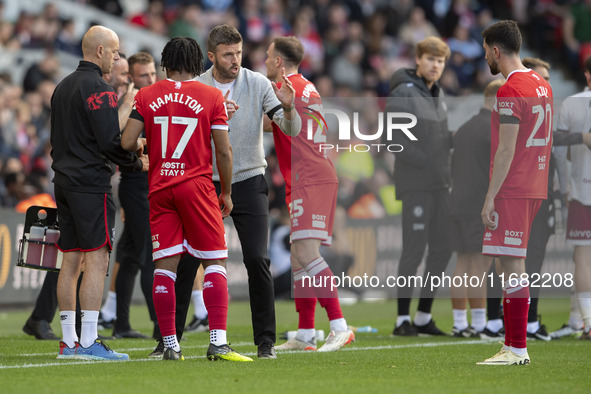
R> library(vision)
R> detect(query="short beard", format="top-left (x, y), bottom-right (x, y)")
top-left (488, 61), bottom-right (500, 75)
top-left (214, 59), bottom-right (239, 81)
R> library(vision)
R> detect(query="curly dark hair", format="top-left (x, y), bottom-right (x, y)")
top-left (161, 36), bottom-right (204, 77)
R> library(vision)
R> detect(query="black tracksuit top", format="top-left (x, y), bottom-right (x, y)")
top-left (387, 68), bottom-right (452, 199)
top-left (50, 61), bottom-right (142, 193)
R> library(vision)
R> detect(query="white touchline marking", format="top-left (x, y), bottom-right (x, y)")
top-left (0, 340), bottom-right (491, 369)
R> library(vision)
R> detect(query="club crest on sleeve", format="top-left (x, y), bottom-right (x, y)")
top-left (87, 91), bottom-right (118, 110)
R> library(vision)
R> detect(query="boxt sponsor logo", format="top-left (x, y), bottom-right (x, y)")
top-left (304, 107), bottom-right (418, 153)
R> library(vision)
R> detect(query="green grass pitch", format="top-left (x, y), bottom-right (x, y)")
top-left (1, 298), bottom-right (589, 393)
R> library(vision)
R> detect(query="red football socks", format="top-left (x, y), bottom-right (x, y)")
top-left (152, 272), bottom-right (176, 338)
top-left (293, 268), bottom-right (317, 329)
top-left (305, 258), bottom-right (344, 321)
top-left (203, 266), bottom-right (228, 331)
top-left (503, 281), bottom-right (530, 349)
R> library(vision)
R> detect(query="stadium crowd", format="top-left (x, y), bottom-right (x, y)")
top-left (2, 0), bottom-right (590, 358)
top-left (1, 0), bottom-right (568, 212)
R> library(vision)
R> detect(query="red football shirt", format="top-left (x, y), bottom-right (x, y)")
top-left (491, 69), bottom-right (553, 199)
top-left (132, 79), bottom-right (228, 197)
top-left (271, 74), bottom-right (337, 198)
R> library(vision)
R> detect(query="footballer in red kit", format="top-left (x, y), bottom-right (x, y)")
top-left (478, 20), bottom-right (553, 366)
top-left (133, 78), bottom-right (229, 260)
top-left (271, 73), bottom-right (338, 246)
top-left (482, 69), bottom-right (552, 258)
top-left (122, 37), bottom-right (252, 362)
top-left (266, 36), bottom-right (355, 352)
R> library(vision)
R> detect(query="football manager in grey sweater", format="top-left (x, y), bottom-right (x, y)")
top-left (169, 24), bottom-right (301, 360)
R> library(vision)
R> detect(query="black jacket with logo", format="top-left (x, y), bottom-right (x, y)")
top-left (387, 68), bottom-right (451, 198)
top-left (50, 61), bottom-right (142, 193)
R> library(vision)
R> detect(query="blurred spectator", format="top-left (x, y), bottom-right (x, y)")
top-left (293, 7), bottom-right (323, 77)
top-left (263, 0), bottom-right (289, 38)
top-left (201, 0), bottom-right (234, 13)
top-left (89, 0), bottom-right (124, 16)
top-left (470, 7), bottom-right (493, 42)
top-left (55, 19), bottom-right (82, 56)
top-left (330, 41), bottom-right (365, 91)
top-left (168, 3), bottom-right (207, 49)
top-left (243, 42), bottom-right (267, 75)
top-left (23, 52), bottom-right (60, 93)
top-left (447, 24), bottom-right (483, 93)
top-left (0, 82), bottom-right (23, 158)
top-left (1, 157), bottom-right (25, 207)
top-left (526, 1), bottom-right (567, 62)
top-left (399, 7), bottom-right (440, 50)
top-left (239, 0), bottom-right (266, 44)
top-left (563, 0), bottom-right (591, 80)
top-left (129, 0), bottom-right (168, 35)
top-left (312, 74), bottom-right (335, 98)
top-left (0, 20), bottom-right (19, 49)
top-left (443, 0), bottom-right (477, 37)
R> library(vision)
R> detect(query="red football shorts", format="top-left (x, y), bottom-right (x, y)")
top-left (288, 182), bottom-right (338, 246)
top-left (566, 199), bottom-right (591, 245)
top-left (482, 198), bottom-right (542, 258)
top-left (149, 177), bottom-right (227, 261)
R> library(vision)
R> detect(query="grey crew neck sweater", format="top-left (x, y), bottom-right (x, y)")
top-left (197, 66), bottom-right (300, 183)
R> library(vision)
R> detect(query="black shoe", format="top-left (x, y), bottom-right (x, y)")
top-left (452, 326), bottom-right (479, 338)
top-left (97, 313), bottom-right (115, 330)
top-left (113, 329), bottom-right (149, 339)
top-left (527, 325), bottom-right (551, 341)
top-left (163, 347), bottom-right (184, 360)
top-left (150, 340), bottom-right (165, 358)
top-left (23, 317), bottom-right (60, 340)
top-left (479, 327), bottom-right (504, 340)
top-left (392, 320), bottom-right (418, 336)
top-left (413, 319), bottom-right (448, 336)
top-left (257, 341), bottom-right (277, 359)
top-left (98, 333), bottom-right (114, 340)
top-left (185, 316), bottom-right (209, 333)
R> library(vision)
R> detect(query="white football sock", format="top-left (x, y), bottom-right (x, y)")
top-left (396, 315), bottom-right (411, 328)
top-left (191, 290), bottom-right (207, 320)
top-left (413, 311), bottom-right (432, 326)
top-left (471, 308), bottom-right (486, 332)
top-left (527, 320), bottom-right (540, 334)
top-left (568, 289), bottom-right (583, 328)
top-left (577, 292), bottom-right (591, 333)
top-left (486, 318), bottom-right (503, 333)
top-left (510, 346), bottom-right (527, 356)
top-left (59, 311), bottom-right (78, 348)
top-left (210, 329), bottom-right (227, 346)
top-left (163, 334), bottom-right (181, 352)
top-left (453, 309), bottom-right (468, 330)
top-left (329, 318), bottom-right (348, 332)
top-left (297, 328), bottom-right (316, 342)
top-left (100, 291), bottom-right (117, 321)
top-left (80, 310), bottom-right (99, 348)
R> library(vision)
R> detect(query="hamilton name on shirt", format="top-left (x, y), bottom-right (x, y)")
top-left (147, 92), bottom-right (205, 116)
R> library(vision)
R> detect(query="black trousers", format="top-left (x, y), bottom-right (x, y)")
top-left (31, 271), bottom-right (59, 322)
top-left (114, 174), bottom-right (156, 332)
top-left (397, 190), bottom-right (452, 316)
top-left (174, 175), bottom-right (276, 345)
